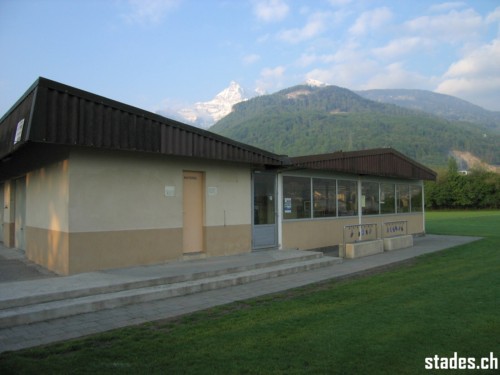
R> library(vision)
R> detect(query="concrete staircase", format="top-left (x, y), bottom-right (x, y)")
top-left (0, 250), bottom-right (341, 328)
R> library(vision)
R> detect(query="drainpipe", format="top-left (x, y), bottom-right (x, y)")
top-left (422, 181), bottom-right (426, 235)
top-left (357, 178), bottom-right (362, 226)
top-left (277, 173), bottom-right (283, 249)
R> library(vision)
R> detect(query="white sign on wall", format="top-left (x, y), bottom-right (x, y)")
top-left (165, 186), bottom-right (175, 197)
top-left (14, 118), bottom-right (25, 144)
top-left (207, 187), bottom-right (218, 196)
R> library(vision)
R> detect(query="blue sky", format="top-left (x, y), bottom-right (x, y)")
top-left (1, 0), bottom-right (500, 118)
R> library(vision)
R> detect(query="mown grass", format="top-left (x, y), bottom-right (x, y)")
top-left (1, 211), bottom-right (499, 374)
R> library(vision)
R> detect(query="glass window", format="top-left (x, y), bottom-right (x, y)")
top-left (362, 182), bottom-right (379, 215)
top-left (313, 178), bottom-right (337, 218)
top-left (283, 176), bottom-right (311, 219)
top-left (396, 184), bottom-right (410, 213)
top-left (338, 180), bottom-right (357, 216)
top-left (380, 183), bottom-right (395, 214)
top-left (411, 185), bottom-right (423, 212)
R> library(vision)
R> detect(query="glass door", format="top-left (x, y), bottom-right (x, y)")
top-left (252, 172), bottom-right (277, 249)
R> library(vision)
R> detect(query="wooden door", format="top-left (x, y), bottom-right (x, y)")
top-left (183, 171), bottom-right (204, 253)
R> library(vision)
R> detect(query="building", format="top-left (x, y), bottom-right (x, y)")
top-left (0, 78), bottom-right (436, 275)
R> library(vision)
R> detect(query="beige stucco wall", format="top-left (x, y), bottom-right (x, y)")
top-left (26, 160), bottom-right (70, 232)
top-left (69, 150), bottom-right (182, 232)
top-left (25, 227), bottom-right (70, 274)
top-left (205, 224), bottom-right (251, 256)
top-left (283, 217), bottom-right (358, 250)
top-left (282, 213), bottom-right (424, 251)
top-left (68, 149), bottom-right (251, 231)
top-left (64, 149), bottom-right (252, 273)
top-left (23, 160), bottom-right (70, 274)
top-left (361, 214), bottom-right (424, 238)
top-left (4, 148), bottom-right (253, 275)
top-left (2, 181), bottom-right (15, 247)
top-left (68, 228), bottom-right (182, 274)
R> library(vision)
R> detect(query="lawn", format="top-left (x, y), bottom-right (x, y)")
top-left (1, 211), bottom-right (499, 374)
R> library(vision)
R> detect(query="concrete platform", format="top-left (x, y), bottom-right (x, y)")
top-left (0, 234), bottom-right (482, 353)
top-left (0, 249), bottom-right (341, 328)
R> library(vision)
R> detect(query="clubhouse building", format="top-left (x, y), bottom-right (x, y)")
top-left (0, 78), bottom-right (436, 275)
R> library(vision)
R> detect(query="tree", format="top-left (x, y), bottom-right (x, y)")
top-left (425, 160), bottom-right (500, 209)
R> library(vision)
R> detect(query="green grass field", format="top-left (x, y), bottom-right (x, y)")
top-left (1, 211), bottom-right (499, 374)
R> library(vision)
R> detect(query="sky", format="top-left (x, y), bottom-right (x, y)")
top-left (1, 0), bottom-right (500, 119)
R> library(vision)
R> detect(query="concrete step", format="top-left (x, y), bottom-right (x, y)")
top-left (0, 255), bottom-right (342, 328)
top-left (0, 250), bottom-right (323, 311)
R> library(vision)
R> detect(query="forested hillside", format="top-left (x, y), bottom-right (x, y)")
top-left (357, 89), bottom-right (500, 133)
top-left (211, 85), bottom-right (499, 168)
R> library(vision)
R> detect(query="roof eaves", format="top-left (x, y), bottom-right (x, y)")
top-left (289, 147), bottom-right (437, 180)
top-left (26, 77), bottom-right (286, 166)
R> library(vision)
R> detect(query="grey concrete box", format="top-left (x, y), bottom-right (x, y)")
top-left (345, 240), bottom-right (384, 259)
top-left (383, 235), bottom-right (413, 251)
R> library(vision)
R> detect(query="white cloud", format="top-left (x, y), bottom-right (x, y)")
top-left (349, 7), bottom-right (392, 36)
top-left (305, 58), bottom-right (379, 89)
top-left (429, 2), bottom-right (466, 13)
top-left (486, 7), bottom-right (500, 38)
top-left (296, 53), bottom-right (319, 68)
top-left (123, 0), bottom-right (180, 25)
top-left (361, 62), bottom-right (432, 90)
top-left (296, 41), bottom-right (359, 68)
top-left (242, 54), bottom-right (261, 65)
top-left (153, 97), bottom-right (188, 116)
top-left (405, 9), bottom-right (483, 43)
top-left (486, 7), bottom-right (500, 24)
top-left (437, 76), bottom-right (500, 110)
top-left (278, 11), bottom-right (333, 43)
top-left (252, 0), bottom-right (289, 23)
top-left (328, 0), bottom-right (351, 7)
top-left (304, 50), bottom-right (434, 92)
top-left (255, 66), bottom-right (286, 93)
top-left (443, 40), bottom-right (500, 77)
top-left (372, 37), bottom-right (434, 60)
top-left (328, 40), bottom-right (362, 62)
top-left (436, 39), bottom-right (500, 109)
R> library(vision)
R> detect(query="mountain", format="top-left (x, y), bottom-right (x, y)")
top-left (210, 84), bottom-right (500, 168)
top-left (357, 89), bottom-right (500, 133)
top-left (158, 81), bottom-right (248, 128)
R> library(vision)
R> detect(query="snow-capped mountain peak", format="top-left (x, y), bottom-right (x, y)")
top-left (191, 81), bottom-right (247, 125)
top-left (214, 81), bottom-right (245, 102)
top-left (158, 81), bottom-right (248, 128)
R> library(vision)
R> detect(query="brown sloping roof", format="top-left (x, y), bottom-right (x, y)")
top-left (290, 148), bottom-right (437, 181)
top-left (0, 77), bottom-right (284, 168)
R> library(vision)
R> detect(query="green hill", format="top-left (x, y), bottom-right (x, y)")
top-left (357, 88), bottom-right (500, 133)
top-left (210, 85), bottom-right (499, 168)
